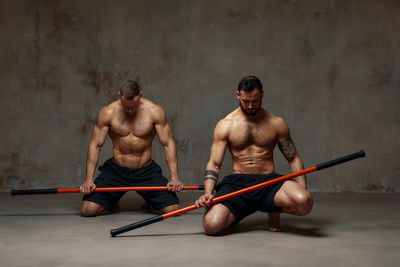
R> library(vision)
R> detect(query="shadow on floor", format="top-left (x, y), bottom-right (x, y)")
top-left (214, 216), bottom-right (334, 238)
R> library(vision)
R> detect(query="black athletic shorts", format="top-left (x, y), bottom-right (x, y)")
top-left (83, 159), bottom-right (179, 211)
top-left (215, 173), bottom-right (285, 224)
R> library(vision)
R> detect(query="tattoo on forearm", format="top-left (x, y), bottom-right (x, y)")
top-left (278, 138), bottom-right (297, 161)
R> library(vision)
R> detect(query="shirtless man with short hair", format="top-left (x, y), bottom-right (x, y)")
top-left (196, 75), bottom-right (312, 234)
top-left (81, 80), bottom-right (183, 216)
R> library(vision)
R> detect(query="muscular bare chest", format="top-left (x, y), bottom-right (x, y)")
top-left (229, 120), bottom-right (276, 150)
top-left (110, 114), bottom-right (155, 138)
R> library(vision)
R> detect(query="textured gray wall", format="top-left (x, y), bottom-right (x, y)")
top-left (0, 0), bottom-right (399, 192)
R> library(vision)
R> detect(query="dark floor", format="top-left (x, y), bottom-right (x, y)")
top-left (0, 191), bottom-right (399, 267)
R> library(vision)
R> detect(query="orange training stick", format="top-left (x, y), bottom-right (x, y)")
top-left (110, 150), bottom-right (365, 237)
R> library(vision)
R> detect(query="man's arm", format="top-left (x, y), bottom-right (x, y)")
top-left (276, 118), bottom-right (307, 189)
top-left (80, 108), bottom-right (110, 194)
top-left (153, 105), bottom-right (183, 192)
top-left (196, 120), bottom-right (230, 208)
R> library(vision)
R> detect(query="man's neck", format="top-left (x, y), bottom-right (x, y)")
top-left (242, 108), bottom-right (266, 122)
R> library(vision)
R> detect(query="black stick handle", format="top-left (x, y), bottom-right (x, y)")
top-left (11, 188), bottom-right (58, 196)
top-left (110, 215), bottom-right (164, 237)
top-left (316, 150), bottom-right (365, 171)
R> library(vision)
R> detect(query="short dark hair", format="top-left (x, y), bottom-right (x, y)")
top-left (119, 80), bottom-right (141, 100)
top-left (237, 76), bottom-right (263, 92)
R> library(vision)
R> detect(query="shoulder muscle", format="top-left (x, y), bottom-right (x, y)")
top-left (148, 102), bottom-right (167, 125)
top-left (214, 119), bottom-right (232, 141)
top-left (273, 116), bottom-right (290, 142)
top-left (96, 105), bottom-right (114, 127)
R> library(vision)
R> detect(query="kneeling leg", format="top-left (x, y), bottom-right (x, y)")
top-left (81, 201), bottom-right (106, 217)
top-left (203, 204), bottom-right (236, 235)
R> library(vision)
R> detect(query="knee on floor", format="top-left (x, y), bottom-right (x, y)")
top-left (203, 217), bottom-right (225, 235)
top-left (81, 203), bottom-right (103, 217)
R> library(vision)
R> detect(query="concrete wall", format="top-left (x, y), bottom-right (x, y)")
top-left (0, 0), bottom-right (399, 192)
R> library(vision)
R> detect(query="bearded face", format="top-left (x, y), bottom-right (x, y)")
top-left (236, 89), bottom-right (263, 116)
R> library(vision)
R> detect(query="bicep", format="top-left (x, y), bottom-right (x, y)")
top-left (208, 138), bottom-right (227, 168)
top-left (90, 112), bottom-right (109, 148)
top-left (154, 107), bottom-right (173, 146)
top-left (155, 121), bottom-right (173, 146)
top-left (278, 138), bottom-right (298, 162)
top-left (276, 119), bottom-right (298, 162)
top-left (207, 122), bottom-right (229, 168)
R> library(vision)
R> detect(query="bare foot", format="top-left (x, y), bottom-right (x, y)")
top-left (267, 212), bottom-right (281, 232)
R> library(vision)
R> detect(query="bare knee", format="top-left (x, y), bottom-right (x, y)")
top-left (203, 205), bottom-right (235, 235)
top-left (293, 191), bottom-right (313, 216)
top-left (203, 215), bottom-right (225, 235)
top-left (81, 201), bottom-right (104, 217)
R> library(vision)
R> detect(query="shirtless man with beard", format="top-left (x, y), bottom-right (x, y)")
top-left (196, 75), bottom-right (312, 234)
